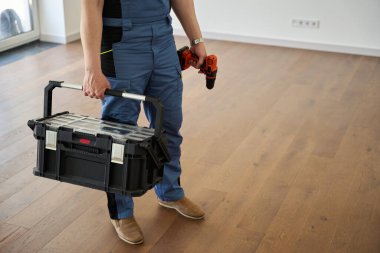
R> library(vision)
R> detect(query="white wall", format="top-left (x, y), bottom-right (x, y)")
top-left (172, 0), bottom-right (380, 56)
top-left (38, 0), bottom-right (80, 43)
top-left (38, 0), bottom-right (65, 42)
top-left (37, 0), bottom-right (380, 56)
top-left (63, 0), bottom-right (81, 41)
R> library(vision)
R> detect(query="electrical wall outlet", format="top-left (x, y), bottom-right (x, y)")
top-left (292, 19), bottom-right (320, 29)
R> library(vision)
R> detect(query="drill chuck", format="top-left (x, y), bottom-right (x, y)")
top-left (206, 78), bottom-right (215, 90)
top-left (205, 67), bottom-right (217, 89)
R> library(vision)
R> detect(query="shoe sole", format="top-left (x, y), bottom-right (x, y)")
top-left (117, 234), bottom-right (144, 245)
top-left (158, 202), bottom-right (205, 220)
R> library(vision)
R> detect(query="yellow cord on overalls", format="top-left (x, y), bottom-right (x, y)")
top-left (100, 49), bottom-right (113, 55)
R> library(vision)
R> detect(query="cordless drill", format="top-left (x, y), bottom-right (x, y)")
top-left (177, 46), bottom-right (218, 89)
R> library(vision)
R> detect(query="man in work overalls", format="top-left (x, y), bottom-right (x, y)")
top-left (81, 0), bottom-right (206, 244)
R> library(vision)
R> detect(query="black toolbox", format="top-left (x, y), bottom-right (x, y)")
top-left (27, 81), bottom-right (170, 196)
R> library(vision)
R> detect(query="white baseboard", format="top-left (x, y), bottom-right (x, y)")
top-left (66, 32), bottom-right (81, 43)
top-left (40, 32), bottom-right (80, 44)
top-left (173, 29), bottom-right (380, 57)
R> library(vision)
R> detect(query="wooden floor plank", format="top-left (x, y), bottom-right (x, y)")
top-left (0, 147), bottom-right (36, 180)
top-left (38, 195), bottom-right (117, 253)
top-left (0, 167), bottom-right (37, 203)
top-left (290, 56), bottom-right (379, 253)
top-left (328, 86), bottom-right (380, 253)
top-left (1, 188), bottom-right (100, 253)
top-left (0, 222), bottom-right (28, 251)
top-left (0, 178), bottom-right (58, 221)
top-left (6, 183), bottom-right (81, 229)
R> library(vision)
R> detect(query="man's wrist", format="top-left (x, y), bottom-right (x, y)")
top-left (85, 62), bottom-right (101, 72)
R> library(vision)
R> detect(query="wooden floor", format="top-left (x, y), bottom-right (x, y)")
top-left (0, 37), bottom-right (379, 253)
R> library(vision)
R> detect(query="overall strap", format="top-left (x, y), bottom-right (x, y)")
top-left (120, 0), bottom-right (129, 21)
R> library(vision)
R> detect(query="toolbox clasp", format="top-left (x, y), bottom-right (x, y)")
top-left (111, 143), bottom-right (125, 164)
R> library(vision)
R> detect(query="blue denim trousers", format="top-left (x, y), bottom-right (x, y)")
top-left (102, 17), bottom-right (185, 219)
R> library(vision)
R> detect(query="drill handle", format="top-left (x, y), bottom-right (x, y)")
top-left (190, 53), bottom-right (205, 68)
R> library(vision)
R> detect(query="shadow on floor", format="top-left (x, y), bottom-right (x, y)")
top-left (0, 40), bottom-right (58, 67)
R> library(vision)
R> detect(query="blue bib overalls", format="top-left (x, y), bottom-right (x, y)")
top-left (102, 0), bottom-right (185, 219)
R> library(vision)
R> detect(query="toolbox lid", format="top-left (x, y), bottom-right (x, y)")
top-left (36, 113), bottom-right (154, 142)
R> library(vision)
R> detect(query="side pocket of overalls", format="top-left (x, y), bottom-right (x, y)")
top-left (176, 64), bottom-right (183, 96)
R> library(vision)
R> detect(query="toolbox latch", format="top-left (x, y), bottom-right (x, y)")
top-left (111, 143), bottom-right (125, 164)
top-left (45, 130), bottom-right (57, 150)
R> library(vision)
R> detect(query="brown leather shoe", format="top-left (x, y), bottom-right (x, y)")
top-left (158, 196), bottom-right (205, 219)
top-left (110, 217), bottom-right (144, 245)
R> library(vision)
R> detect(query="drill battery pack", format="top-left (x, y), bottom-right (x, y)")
top-left (27, 81), bottom-right (170, 197)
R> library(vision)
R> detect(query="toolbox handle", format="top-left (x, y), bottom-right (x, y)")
top-left (44, 81), bottom-right (164, 137)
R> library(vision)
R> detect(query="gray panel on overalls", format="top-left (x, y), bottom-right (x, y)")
top-left (102, 0), bottom-right (184, 219)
